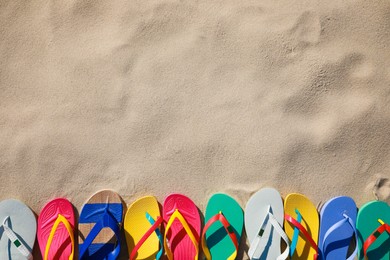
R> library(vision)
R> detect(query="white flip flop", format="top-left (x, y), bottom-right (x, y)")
top-left (245, 187), bottom-right (290, 260)
top-left (0, 199), bottom-right (36, 260)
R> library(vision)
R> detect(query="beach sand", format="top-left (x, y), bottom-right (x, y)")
top-left (1, 0), bottom-right (389, 258)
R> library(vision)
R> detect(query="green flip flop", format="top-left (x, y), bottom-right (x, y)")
top-left (356, 200), bottom-right (390, 260)
top-left (201, 193), bottom-right (244, 260)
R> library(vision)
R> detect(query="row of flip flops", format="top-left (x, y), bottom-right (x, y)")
top-left (0, 188), bottom-right (389, 260)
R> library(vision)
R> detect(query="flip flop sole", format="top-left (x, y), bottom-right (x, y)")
top-left (357, 200), bottom-right (390, 260)
top-left (284, 193), bottom-right (319, 260)
top-left (318, 196), bottom-right (357, 260)
top-left (163, 193), bottom-right (201, 259)
top-left (204, 193), bottom-right (243, 259)
top-left (0, 199), bottom-right (36, 260)
top-left (37, 198), bottom-right (75, 260)
top-left (245, 187), bottom-right (284, 259)
top-left (78, 190), bottom-right (125, 259)
top-left (124, 196), bottom-right (161, 259)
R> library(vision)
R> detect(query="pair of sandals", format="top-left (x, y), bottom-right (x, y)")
top-left (35, 190), bottom-right (123, 259)
top-left (0, 198), bottom-right (74, 260)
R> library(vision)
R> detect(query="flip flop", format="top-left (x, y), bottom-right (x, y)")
top-left (318, 196), bottom-right (358, 260)
top-left (78, 190), bottom-right (125, 260)
top-left (37, 198), bottom-right (75, 260)
top-left (124, 196), bottom-right (163, 260)
top-left (284, 193), bottom-right (319, 260)
top-left (357, 200), bottom-right (390, 260)
top-left (0, 199), bottom-right (36, 260)
top-left (245, 188), bottom-right (290, 260)
top-left (201, 193), bottom-right (244, 260)
top-left (163, 193), bottom-right (201, 260)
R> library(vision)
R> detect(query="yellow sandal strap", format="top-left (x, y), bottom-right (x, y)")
top-left (44, 214), bottom-right (74, 260)
top-left (164, 209), bottom-right (199, 260)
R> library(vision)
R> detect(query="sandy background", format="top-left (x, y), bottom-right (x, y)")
top-left (1, 0), bottom-right (390, 258)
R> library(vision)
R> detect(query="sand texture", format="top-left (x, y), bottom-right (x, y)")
top-left (1, 0), bottom-right (390, 258)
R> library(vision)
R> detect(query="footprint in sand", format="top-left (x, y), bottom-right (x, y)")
top-left (373, 177), bottom-right (390, 203)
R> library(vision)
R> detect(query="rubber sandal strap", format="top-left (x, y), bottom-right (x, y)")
top-left (201, 212), bottom-right (239, 260)
top-left (321, 214), bottom-right (357, 260)
top-left (44, 214), bottom-right (74, 260)
top-left (290, 209), bottom-right (302, 257)
top-left (269, 213), bottom-right (290, 260)
top-left (79, 209), bottom-right (121, 260)
top-left (285, 213), bottom-right (319, 260)
top-left (363, 220), bottom-right (390, 257)
top-left (130, 213), bottom-right (163, 260)
top-left (248, 206), bottom-right (289, 260)
top-left (145, 213), bottom-right (163, 260)
top-left (164, 209), bottom-right (199, 260)
top-left (1, 216), bottom-right (33, 260)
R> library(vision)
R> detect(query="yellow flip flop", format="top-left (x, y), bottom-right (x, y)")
top-left (284, 193), bottom-right (319, 259)
top-left (124, 196), bottom-right (163, 260)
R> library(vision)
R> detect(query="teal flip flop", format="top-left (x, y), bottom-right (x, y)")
top-left (201, 193), bottom-right (244, 260)
top-left (356, 200), bottom-right (390, 260)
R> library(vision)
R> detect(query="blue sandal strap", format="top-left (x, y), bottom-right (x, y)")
top-left (290, 209), bottom-right (302, 256)
top-left (322, 214), bottom-right (357, 260)
top-left (79, 209), bottom-right (121, 260)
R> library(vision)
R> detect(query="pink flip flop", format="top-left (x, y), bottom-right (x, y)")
top-left (163, 193), bottom-right (201, 260)
top-left (37, 198), bottom-right (75, 260)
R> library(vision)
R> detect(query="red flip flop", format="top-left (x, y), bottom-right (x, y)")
top-left (163, 193), bottom-right (201, 260)
top-left (37, 198), bottom-right (75, 260)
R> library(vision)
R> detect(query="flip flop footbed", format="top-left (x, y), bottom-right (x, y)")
top-left (163, 193), bottom-right (201, 259)
top-left (245, 187), bottom-right (284, 259)
top-left (284, 193), bottom-right (319, 260)
top-left (357, 200), bottom-right (390, 260)
top-left (0, 199), bottom-right (36, 260)
top-left (124, 196), bottom-right (161, 259)
top-left (78, 190), bottom-right (124, 259)
top-left (204, 193), bottom-right (243, 259)
top-left (318, 196), bottom-right (357, 259)
top-left (37, 198), bottom-right (75, 260)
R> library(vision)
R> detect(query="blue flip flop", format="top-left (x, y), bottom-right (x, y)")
top-left (318, 196), bottom-right (358, 260)
top-left (78, 190), bottom-right (124, 260)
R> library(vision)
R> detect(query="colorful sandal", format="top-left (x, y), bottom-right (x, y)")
top-left (284, 193), bottom-right (319, 260)
top-left (78, 190), bottom-right (125, 260)
top-left (245, 188), bottom-right (290, 260)
top-left (37, 198), bottom-right (75, 260)
top-left (318, 196), bottom-right (358, 260)
top-left (201, 193), bottom-right (243, 260)
top-left (0, 199), bottom-right (36, 260)
top-left (357, 200), bottom-right (390, 260)
top-left (124, 196), bottom-right (163, 260)
top-left (163, 193), bottom-right (201, 260)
